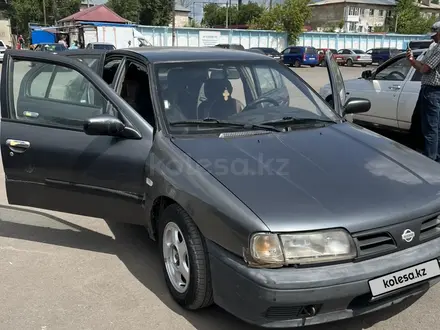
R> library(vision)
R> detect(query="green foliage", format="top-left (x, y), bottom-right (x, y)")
top-left (107, 0), bottom-right (141, 23)
top-left (7, 0), bottom-right (81, 36)
top-left (338, 19), bottom-right (344, 30)
top-left (138, 0), bottom-right (173, 26)
top-left (432, 0), bottom-right (439, 4)
top-left (109, 0), bottom-right (173, 25)
top-left (250, 0), bottom-right (311, 44)
top-left (202, 2), bottom-right (264, 27)
top-left (394, 0), bottom-right (436, 34)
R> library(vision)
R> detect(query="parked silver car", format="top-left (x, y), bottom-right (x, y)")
top-left (337, 49), bottom-right (372, 67)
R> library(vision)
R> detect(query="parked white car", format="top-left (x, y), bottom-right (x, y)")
top-left (320, 49), bottom-right (425, 132)
top-left (0, 39), bottom-right (7, 62)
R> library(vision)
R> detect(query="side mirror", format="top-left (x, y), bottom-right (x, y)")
top-left (83, 114), bottom-right (142, 139)
top-left (343, 97), bottom-right (371, 115)
top-left (84, 115), bottom-right (125, 136)
top-left (361, 70), bottom-right (372, 79)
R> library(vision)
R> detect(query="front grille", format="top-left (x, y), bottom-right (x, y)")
top-left (420, 215), bottom-right (440, 241)
top-left (354, 232), bottom-right (396, 258)
top-left (263, 304), bottom-right (321, 320)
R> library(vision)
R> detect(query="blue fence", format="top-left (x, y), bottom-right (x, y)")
top-left (297, 32), bottom-right (430, 51)
top-left (136, 25), bottom-right (288, 51)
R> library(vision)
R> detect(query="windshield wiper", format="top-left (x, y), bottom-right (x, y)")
top-left (169, 118), bottom-right (282, 132)
top-left (259, 116), bottom-right (337, 126)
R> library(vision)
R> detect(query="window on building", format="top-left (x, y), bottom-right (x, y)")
top-left (360, 8), bottom-right (365, 16)
top-left (379, 10), bottom-right (384, 16)
top-left (349, 6), bottom-right (355, 15)
top-left (359, 26), bottom-right (364, 32)
top-left (370, 9), bottom-right (375, 16)
top-left (354, 7), bottom-right (359, 15)
top-left (349, 22), bottom-right (357, 31)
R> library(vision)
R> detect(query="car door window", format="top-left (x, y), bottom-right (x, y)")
top-left (255, 66), bottom-right (277, 94)
top-left (103, 59), bottom-right (122, 85)
top-left (374, 57), bottom-right (411, 81)
top-left (343, 49), bottom-right (351, 54)
top-left (12, 59), bottom-right (107, 129)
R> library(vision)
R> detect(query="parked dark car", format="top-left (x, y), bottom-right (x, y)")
top-left (409, 40), bottom-right (433, 50)
top-left (86, 42), bottom-right (116, 50)
top-left (249, 47), bottom-right (282, 62)
top-left (366, 48), bottom-right (400, 65)
top-left (281, 46), bottom-right (319, 67)
top-left (3, 48), bottom-right (440, 328)
top-left (214, 43), bottom-right (245, 50)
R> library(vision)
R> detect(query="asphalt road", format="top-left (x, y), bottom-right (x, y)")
top-left (1, 64), bottom-right (438, 330)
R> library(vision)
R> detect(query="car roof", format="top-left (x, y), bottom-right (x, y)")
top-left (114, 47), bottom-right (273, 63)
top-left (89, 42), bottom-right (114, 45)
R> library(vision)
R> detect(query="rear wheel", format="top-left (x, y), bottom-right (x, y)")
top-left (362, 64), bottom-right (367, 67)
top-left (158, 204), bottom-right (213, 310)
top-left (294, 60), bottom-right (301, 68)
top-left (346, 59), bottom-right (353, 67)
top-left (310, 65), bottom-right (315, 68)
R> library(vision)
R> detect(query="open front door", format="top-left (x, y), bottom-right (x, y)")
top-left (0, 50), bottom-right (154, 224)
top-left (325, 50), bottom-right (347, 116)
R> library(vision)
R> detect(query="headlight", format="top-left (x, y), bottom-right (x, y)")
top-left (250, 229), bottom-right (357, 266)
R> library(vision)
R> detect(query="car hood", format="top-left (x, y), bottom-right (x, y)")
top-left (172, 123), bottom-right (440, 233)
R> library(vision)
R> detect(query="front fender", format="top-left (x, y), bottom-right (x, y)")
top-left (145, 132), bottom-right (269, 257)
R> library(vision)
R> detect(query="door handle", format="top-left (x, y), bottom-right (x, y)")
top-left (388, 85), bottom-right (401, 90)
top-left (6, 139), bottom-right (31, 153)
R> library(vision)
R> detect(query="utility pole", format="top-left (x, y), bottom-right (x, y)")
top-left (42, 0), bottom-right (47, 25)
top-left (172, 0), bottom-right (176, 46)
top-left (394, 12), bottom-right (398, 33)
top-left (225, 1), bottom-right (228, 28)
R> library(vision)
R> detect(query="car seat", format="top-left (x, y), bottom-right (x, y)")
top-left (197, 78), bottom-right (241, 119)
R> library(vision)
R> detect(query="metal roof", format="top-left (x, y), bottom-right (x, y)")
top-left (59, 4), bottom-right (129, 23)
top-left (111, 47), bottom-right (273, 63)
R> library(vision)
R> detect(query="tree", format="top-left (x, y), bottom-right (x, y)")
top-left (202, 2), bottom-right (264, 27)
top-left (250, 0), bottom-right (311, 43)
top-left (108, 0), bottom-right (173, 26)
top-left (138, 0), bottom-right (173, 26)
top-left (393, 0), bottom-right (435, 34)
top-left (107, 0), bottom-right (141, 23)
top-left (7, 0), bottom-right (81, 37)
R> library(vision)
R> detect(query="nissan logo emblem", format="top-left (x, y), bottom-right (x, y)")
top-left (402, 229), bottom-right (415, 243)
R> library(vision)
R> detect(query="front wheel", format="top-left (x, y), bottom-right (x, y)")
top-left (346, 59), bottom-right (353, 67)
top-left (294, 60), bottom-right (301, 68)
top-left (158, 204), bottom-right (213, 310)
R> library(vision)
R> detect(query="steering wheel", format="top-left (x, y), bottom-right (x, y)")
top-left (242, 97), bottom-right (280, 111)
top-left (386, 71), bottom-right (406, 80)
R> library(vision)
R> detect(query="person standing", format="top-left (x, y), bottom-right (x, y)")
top-left (58, 35), bottom-right (67, 48)
top-left (407, 21), bottom-right (440, 161)
top-left (69, 40), bottom-right (79, 50)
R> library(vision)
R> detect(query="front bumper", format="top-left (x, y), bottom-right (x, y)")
top-left (208, 236), bottom-right (440, 328)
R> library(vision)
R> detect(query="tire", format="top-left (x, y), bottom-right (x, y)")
top-left (310, 65), bottom-right (315, 68)
top-left (362, 64), bottom-right (367, 67)
top-left (346, 59), bottom-right (353, 67)
top-left (294, 60), bottom-right (301, 68)
top-left (158, 204), bottom-right (213, 310)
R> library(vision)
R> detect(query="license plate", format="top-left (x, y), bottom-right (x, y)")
top-left (369, 259), bottom-right (440, 297)
top-left (309, 57), bottom-right (315, 60)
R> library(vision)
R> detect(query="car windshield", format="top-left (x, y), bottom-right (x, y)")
top-left (353, 50), bottom-right (365, 54)
top-left (330, 49), bottom-right (337, 54)
top-left (305, 48), bottom-right (316, 54)
top-left (93, 44), bottom-right (115, 50)
top-left (155, 61), bottom-right (339, 135)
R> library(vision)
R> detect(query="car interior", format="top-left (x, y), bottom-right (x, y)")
top-left (120, 62), bottom-right (156, 128)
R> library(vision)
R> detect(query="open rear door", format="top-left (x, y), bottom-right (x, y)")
top-left (60, 49), bottom-right (108, 75)
top-left (325, 50), bottom-right (347, 116)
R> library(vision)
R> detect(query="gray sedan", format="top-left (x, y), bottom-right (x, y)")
top-left (337, 48), bottom-right (373, 66)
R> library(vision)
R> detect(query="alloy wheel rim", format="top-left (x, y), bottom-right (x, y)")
top-left (163, 222), bottom-right (190, 293)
